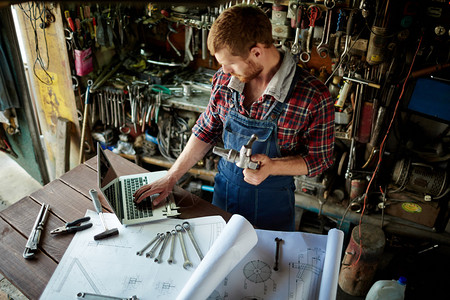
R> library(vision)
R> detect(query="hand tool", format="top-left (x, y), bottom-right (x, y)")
top-left (340, 8), bottom-right (358, 62)
top-left (50, 217), bottom-right (93, 234)
top-left (77, 292), bottom-right (138, 300)
top-left (273, 237), bottom-right (283, 271)
top-left (145, 232), bottom-right (165, 258)
top-left (316, 0), bottom-right (335, 58)
top-left (167, 230), bottom-right (177, 264)
top-left (154, 231), bottom-right (171, 263)
top-left (212, 134), bottom-right (260, 170)
top-left (79, 80), bottom-right (93, 164)
top-left (89, 189), bottom-right (119, 240)
top-left (299, 5), bottom-right (320, 63)
top-left (23, 203), bottom-right (50, 259)
top-left (136, 233), bottom-right (161, 256)
top-left (182, 221), bottom-right (204, 260)
top-left (290, 4), bottom-right (303, 55)
top-left (176, 224), bottom-right (193, 269)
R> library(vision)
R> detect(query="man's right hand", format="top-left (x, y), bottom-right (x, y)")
top-left (133, 174), bottom-right (177, 206)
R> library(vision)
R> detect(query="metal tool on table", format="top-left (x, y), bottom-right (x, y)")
top-left (212, 134), bottom-right (260, 170)
top-left (23, 203), bottom-right (50, 259)
top-left (182, 221), bottom-right (204, 260)
top-left (136, 233), bottom-right (161, 256)
top-left (273, 237), bottom-right (283, 271)
top-left (50, 217), bottom-right (92, 234)
top-left (167, 230), bottom-right (177, 264)
top-left (89, 189), bottom-right (119, 240)
top-left (176, 224), bottom-right (193, 269)
top-left (145, 233), bottom-right (165, 258)
top-left (77, 292), bottom-right (138, 300)
top-left (154, 231), bottom-right (171, 263)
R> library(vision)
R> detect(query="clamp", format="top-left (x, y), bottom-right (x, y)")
top-left (212, 134), bottom-right (260, 170)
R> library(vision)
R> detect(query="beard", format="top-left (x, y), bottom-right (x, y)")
top-left (231, 59), bottom-right (263, 83)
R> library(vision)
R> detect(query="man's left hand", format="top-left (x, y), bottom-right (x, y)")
top-left (243, 153), bottom-right (272, 185)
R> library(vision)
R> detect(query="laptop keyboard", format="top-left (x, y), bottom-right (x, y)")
top-left (123, 177), bottom-right (153, 220)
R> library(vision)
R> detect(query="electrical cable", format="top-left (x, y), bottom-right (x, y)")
top-left (18, 2), bottom-right (53, 85)
top-left (343, 34), bottom-right (424, 268)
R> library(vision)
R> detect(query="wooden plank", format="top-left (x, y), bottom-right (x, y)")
top-left (55, 117), bottom-right (71, 178)
top-left (0, 197), bottom-right (73, 262)
top-left (0, 217), bottom-right (57, 300)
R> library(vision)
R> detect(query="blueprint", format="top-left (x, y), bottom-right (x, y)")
top-left (41, 211), bottom-right (343, 300)
top-left (40, 211), bottom-right (226, 300)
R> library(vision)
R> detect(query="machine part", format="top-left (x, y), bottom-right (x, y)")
top-left (182, 222), bottom-right (204, 260)
top-left (154, 231), bottom-right (171, 263)
top-left (392, 158), bottom-right (449, 198)
top-left (176, 224), bottom-right (193, 269)
top-left (273, 237), bottom-right (283, 271)
top-left (77, 292), bottom-right (138, 300)
top-left (366, 26), bottom-right (389, 65)
top-left (89, 189), bottom-right (119, 241)
top-left (23, 203), bottom-right (50, 259)
top-left (145, 233), bottom-right (165, 258)
top-left (212, 134), bottom-right (260, 170)
top-left (136, 233), bottom-right (160, 256)
top-left (167, 230), bottom-right (177, 264)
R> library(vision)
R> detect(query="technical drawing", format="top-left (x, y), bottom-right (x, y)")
top-left (206, 290), bottom-right (223, 300)
top-left (54, 258), bottom-right (100, 294)
top-left (288, 247), bottom-right (325, 300)
top-left (243, 260), bottom-right (272, 283)
top-left (153, 279), bottom-right (177, 297)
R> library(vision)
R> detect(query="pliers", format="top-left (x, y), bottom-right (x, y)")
top-left (50, 217), bottom-right (93, 234)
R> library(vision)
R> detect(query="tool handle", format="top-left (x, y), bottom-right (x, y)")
top-left (67, 223), bottom-right (93, 233)
top-left (66, 216), bottom-right (91, 227)
top-left (89, 189), bottom-right (102, 214)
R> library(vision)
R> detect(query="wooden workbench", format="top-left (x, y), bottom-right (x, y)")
top-left (0, 150), bottom-right (231, 299)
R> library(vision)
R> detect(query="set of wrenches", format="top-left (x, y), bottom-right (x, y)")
top-left (136, 221), bottom-right (203, 270)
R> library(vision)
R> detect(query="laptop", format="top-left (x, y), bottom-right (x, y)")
top-left (96, 143), bottom-right (180, 226)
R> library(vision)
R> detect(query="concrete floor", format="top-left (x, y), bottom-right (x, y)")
top-left (0, 151), bottom-right (42, 300)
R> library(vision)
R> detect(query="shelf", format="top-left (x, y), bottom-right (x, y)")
top-left (119, 153), bottom-right (217, 178)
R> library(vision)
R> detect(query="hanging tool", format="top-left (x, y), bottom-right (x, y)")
top-left (340, 8), bottom-right (359, 62)
top-left (290, 4), bottom-right (304, 55)
top-left (79, 80), bottom-right (93, 164)
top-left (299, 5), bottom-right (320, 63)
top-left (89, 189), bottom-right (119, 240)
top-left (212, 134), bottom-right (260, 170)
top-left (76, 292), bottom-right (138, 300)
top-left (50, 217), bottom-right (93, 234)
top-left (23, 203), bottom-right (50, 259)
top-left (316, 0), bottom-right (335, 58)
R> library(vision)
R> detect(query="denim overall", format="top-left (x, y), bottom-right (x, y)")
top-left (212, 68), bottom-right (300, 231)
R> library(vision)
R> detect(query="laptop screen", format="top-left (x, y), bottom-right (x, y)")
top-left (97, 144), bottom-right (118, 189)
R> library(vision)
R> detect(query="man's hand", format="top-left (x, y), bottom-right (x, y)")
top-left (133, 175), bottom-right (177, 206)
top-left (243, 153), bottom-right (272, 185)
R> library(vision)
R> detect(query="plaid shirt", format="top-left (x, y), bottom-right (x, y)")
top-left (193, 52), bottom-right (335, 177)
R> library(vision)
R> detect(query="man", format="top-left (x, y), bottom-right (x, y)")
top-left (134, 4), bottom-right (334, 231)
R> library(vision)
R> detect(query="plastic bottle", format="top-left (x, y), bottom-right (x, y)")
top-left (365, 277), bottom-right (407, 300)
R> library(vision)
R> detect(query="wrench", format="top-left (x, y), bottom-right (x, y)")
top-left (145, 232), bottom-right (165, 258)
top-left (182, 221), bottom-right (204, 260)
top-left (273, 237), bottom-right (283, 271)
top-left (136, 233), bottom-right (160, 256)
top-left (316, 0), bottom-right (335, 58)
top-left (299, 5), bottom-right (320, 63)
top-left (176, 224), bottom-right (193, 269)
top-left (167, 230), bottom-right (176, 264)
top-left (290, 5), bottom-right (304, 55)
top-left (154, 231), bottom-right (171, 263)
top-left (340, 8), bottom-right (359, 62)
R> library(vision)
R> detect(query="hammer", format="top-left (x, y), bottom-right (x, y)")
top-left (89, 189), bottom-right (119, 240)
